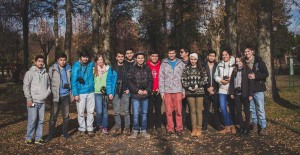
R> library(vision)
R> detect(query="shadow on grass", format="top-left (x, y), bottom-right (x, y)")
top-left (274, 96), bottom-right (300, 111)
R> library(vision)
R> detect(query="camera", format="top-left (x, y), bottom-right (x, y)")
top-left (63, 83), bottom-right (70, 89)
top-left (116, 80), bottom-right (123, 94)
top-left (153, 91), bottom-right (159, 96)
top-left (100, 86), bottom-right (106, 94)
top-left (234, 87), bottom-right (242, 94)
top-left (223, 76), bottom-right (229, 80)
top-left (77, 77), bottom-right (85, 84)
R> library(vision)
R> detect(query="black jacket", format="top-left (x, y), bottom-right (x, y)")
top-left (204, 61), bottom-right (219, 94)
top-left (250, 56), bottom-right (269, 93)
top-left (128, 63), bottom-right (153, 100)
top-left (229, 67), bottom-right (255, 98)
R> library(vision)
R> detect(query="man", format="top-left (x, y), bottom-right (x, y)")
top-left (106, 51), bottom-right (131, 135)
top-left (23, 55), bottom-right (51, 144)
top-left (179, 48), bottom-right (189, 130)
top-left (125, 48), bottom-right (135, 69)
top-left (159, 47), bottom-right (185, 136)
top-left (147, 51), bottom-right (162, 134)
top-left (244, 46), bottom-right (269, 136)
top-left (71, 50), bottom-right (95, 137)
top-left (45, 53), bottom-right (72, 142)
top-left (202, 50), bottom-right (223, 131)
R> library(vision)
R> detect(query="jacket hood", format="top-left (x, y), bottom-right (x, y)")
top-left (219, 56), bottom-right (235, 67)
top-left (162, 58), bottom-right (182, 64)
top-left (147, 60), bottom-right (161, 67)
top-left (29, 66), bottom-right (46, 74)
top-left (53, 63), bottom-right (71, 72)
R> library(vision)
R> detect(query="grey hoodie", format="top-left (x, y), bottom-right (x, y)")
top-left (23, 66), bottom-right (51, 103)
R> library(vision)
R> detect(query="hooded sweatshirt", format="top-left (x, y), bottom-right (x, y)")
top-left (214, 56), bottom-right (235, 95)
top-left (23, 66), bottom-right (51, 103)
top-left (147, 60), bottom-right (161, 91)
top-left (94, 65), bottom-right (110, 94)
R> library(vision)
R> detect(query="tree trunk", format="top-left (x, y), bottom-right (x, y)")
top-left (64, 0), bottom-right (72, 61)
top-left (257, 0), bottom-right (274, 98)
top-left (162, 0), bottom-right (168, 50)
top-left (91, 0), bottom-right (99, 54)
top-left (225, 0), bottom-right (237, 56)
top-left (22, 0), bottom-right (29, 70)
top-left (54, 0), bottom-right (59, 58)
top-left (100, 0), bottom-right (112, 63)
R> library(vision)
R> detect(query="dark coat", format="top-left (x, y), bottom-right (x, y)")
top-left (249, 56), bottom-right (269, 93)
top-left (128, 63), bottom-right (153, 100)
top-left (229, 67), bottom-right (255, 98)
top-left (204, 61), bottom-right (219, 94)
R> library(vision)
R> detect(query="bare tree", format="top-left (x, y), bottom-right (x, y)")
top-left (91, 0), bottom-right (99, 54)
top-left (225, 0), bottom-right (237, 55)
top-left (64, 0), bottom-right (72, 60)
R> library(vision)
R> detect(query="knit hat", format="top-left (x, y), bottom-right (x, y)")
top-left (135, 51), bottom-right (146, 58)
top-left (189, 53), bottom-right (198, 60)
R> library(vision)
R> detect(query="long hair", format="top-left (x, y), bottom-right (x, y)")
top-left (94, 53), bottom-right (107, 76)
top-left (187, 53), bottom-right (203, 72)
top-left (233, 56), bottom-right (250, 73)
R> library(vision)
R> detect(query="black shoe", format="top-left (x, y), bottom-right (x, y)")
top-left (238, 128), bottom-right (244, 136)
top-left (45, 134), bottom-right (53, 142)
top-left (156, 128), bottom-right (163, 133)
top-left (202, 124), bottom-right (208, 131)
top-left (243, 129), bottom-right (250, 136)
top-left (35, 139), bottom-right (45, 145)
top-left (215, 124), bottom-right (224, 131)
top-left (63, 132), bottom-right (71, 139)
top-left (259, 128), bottom-right (267, 136)
top-left (176, 130), bottom-right (184, 137)
top-left (88, 131), bottom-right (95, 137)
top-left (148, 128), bottom-right (154, 134)
top-left (25, 139), bottom-right (34, 145)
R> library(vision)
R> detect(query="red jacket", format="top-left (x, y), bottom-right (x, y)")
top-left (147, 60), bottom-right (161, 91)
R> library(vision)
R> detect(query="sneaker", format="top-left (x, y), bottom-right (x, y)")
top-left (94, 125), bottom-right (102, 132)
top-left (124, 128), bottom-right (131, 136)
top-left (140, 130), bottom-right (151, 138)
top-left (259, 128), bottom-right (267, 136)
top-left (25, 139), bottom-right (34, 145)
top-left (35, 139), bottom-right (45, 145)
top-left (102, 128), bottom-right (109, 135)
top-left (88, 131), bottom-right (95, 137)
top-left (63, 132), bottom-right (71, 139)
top-left (130, 130), bottom-right (138, 138)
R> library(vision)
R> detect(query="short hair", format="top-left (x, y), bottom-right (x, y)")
top-left (56, 52), bottom-right (67, 60)
top-left (207, 50), bottom-right (216, 56)
top-left (181, 48), bottom-right (190, 54)
top-left (35, 55), bottom-right (45, 61)
top-left (167, 46), bottom-right (176, 53)
top-left (116, 51), bottom-right (124, 56)
top-left (221, 48), bottom-right (232, 56)
top-left (149, 50), bottom-right (159, 55)
top-left (79, 50), bottom-right (90, 58)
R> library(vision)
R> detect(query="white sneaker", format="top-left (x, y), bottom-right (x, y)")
top-left (140, 130), bottom-right (150, 138)
top-left (130, 130), bottom-right (138, 138)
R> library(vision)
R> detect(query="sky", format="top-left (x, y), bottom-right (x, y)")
top-left (289, 4), bottom-right (300, 34)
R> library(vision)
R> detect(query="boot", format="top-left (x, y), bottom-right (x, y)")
top-left (63, 118), bottom-right (71, 139)
top-left (219, 126), bottom-right (231, 134)
top-left (191, 128), bottom-right (197, 137)
top-left (45, 121), bottom-right (56, 142)
top-left (230, 125), bottom-right (237, 134)
top-left (196, 128), bottom-right (202, 137)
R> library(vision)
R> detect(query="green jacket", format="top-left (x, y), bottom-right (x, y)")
top-left (94, 65), bottom-right (110, 94)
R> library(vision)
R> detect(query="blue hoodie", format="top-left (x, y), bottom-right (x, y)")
top-left (71, 61), bottom-right (95, 96)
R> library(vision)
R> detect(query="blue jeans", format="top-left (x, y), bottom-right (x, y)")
top-left (76, 93), bottom-right (95, 132)
top-left (113, 94), bottom-right (130, 129)
top-left (95, 94), bottom-right (108, 128)
top-left (250, 92), bottom-right (267, 129)
top-left (219, 94), bottom-right (233, 126)
top-left (26, 103), bottom-right (45, 141)
top-left (132, 98), bottom-right (148, 131)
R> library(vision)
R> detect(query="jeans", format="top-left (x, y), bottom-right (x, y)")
top-left (165, 93), bottom-right (183, 132)
top-left (219, 94), bottom-right (233, 126)
top-left (132, 98), bottom-right (148, 131)
top-left (203, 93), bottom-right (222, 127)
top-left (250, 92), bottom-right (267, 129)
top-left (76, 93), bottom-right (95, 132)
top-left (49, 95), bottom-right (70, 132)
top-left (26, 103), bottom-right (45, 141)
top-left (187, 97), bottom-right (204, 129)
top-left (95, 94), bottom-right (108, 128)
top-left (113, 93), bottom-right (130, 129)
top-left (148, 93), bottom-right (162, 129)
top-left (235, 95), bottom-right (250, 129)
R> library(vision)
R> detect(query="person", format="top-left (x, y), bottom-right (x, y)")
top-left (106, 51), bottom-right (131, 135)
top-left (181, 53), bottom-right (208, 137)
top-left (71, 50), bottom-right (95, 137)
top-left (214, 49), bottom-right (236, 134)
top-left (229, 56), bottom-right (254, 136)
top-left (244, 47), bottom-right (269, 136)
top-left (128, 51), bottom-right (153, 138)
top-left (179, 48), bottom-right (190, 130)
top-left (125, 48), bottom-right (135, 69)
top-left (147, 51), bottom-right (162, 134)
top-left (45, 53), bottom-right (72, 142)
top-left (203, 50), bottom-right (223, 131)
top-left (23, 55), bottom-right (51, 144)
top-left (94, 53), bottom-right (110, 134)
top-left (159, 47), bottom-right (186, 136)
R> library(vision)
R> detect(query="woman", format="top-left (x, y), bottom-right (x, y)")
top-left (127, 51), bottom-right (153, 138)
top-left (94, 53), bottom-right (110, 134)
top-left (182, 53), bottom-right (208, 137)
top-left (229, 57), bottom-right (254, 136)
top-left (214, 49), bottom-right (236, 134)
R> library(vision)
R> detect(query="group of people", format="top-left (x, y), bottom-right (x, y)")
top-left (23, 46), bottom-right (268, 145)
